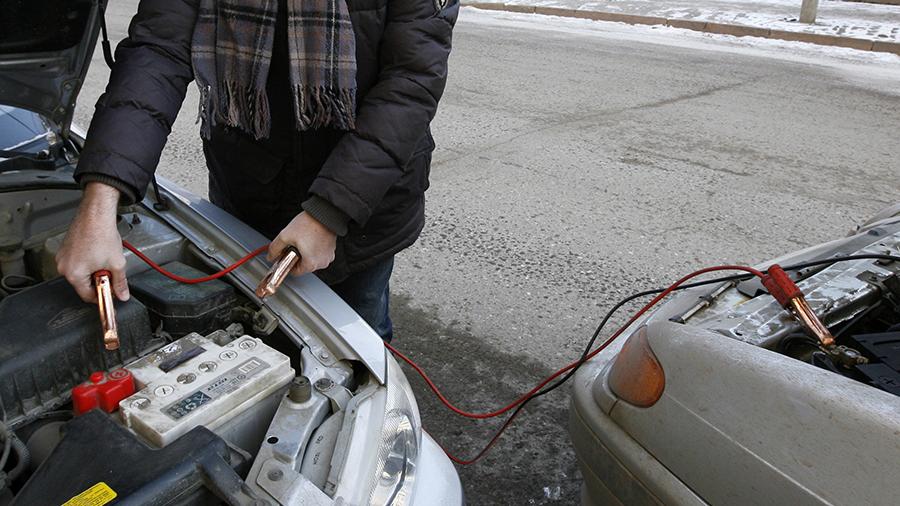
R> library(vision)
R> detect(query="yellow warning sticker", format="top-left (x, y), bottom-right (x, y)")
top-left (62, 482), bottom-right (117, 506)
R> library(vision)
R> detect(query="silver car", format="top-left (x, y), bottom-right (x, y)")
top-left (0, 1), bottom-right (462, 504)
top-left (570, 207), bottom-right (900, 505)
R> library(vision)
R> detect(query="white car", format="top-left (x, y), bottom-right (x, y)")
top-left (570, 206), bottom-right (900, 505)
top-left (0, 1), bottom-right (462, 504)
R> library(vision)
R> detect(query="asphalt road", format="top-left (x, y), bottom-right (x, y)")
top-left (76, 5), bottom-right (900, 504)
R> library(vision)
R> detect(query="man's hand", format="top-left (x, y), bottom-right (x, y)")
top-left (56, 183), bottom-right (130, 303)
top-left (269, 212), bottom-right (337, 276)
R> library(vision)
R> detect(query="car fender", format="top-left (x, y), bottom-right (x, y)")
top-left (609, 321), bottom-right (900, 506)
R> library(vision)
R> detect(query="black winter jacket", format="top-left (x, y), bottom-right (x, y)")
top-left (75, 0), bottom-right (458, 283)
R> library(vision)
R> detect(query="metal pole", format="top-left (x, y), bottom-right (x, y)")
top-left (800, 0), bottom-right (819, 24)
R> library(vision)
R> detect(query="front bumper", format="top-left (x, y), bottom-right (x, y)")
top-left (569, 360), bottom-right (705, 506)
top-left (414, 432), bottom-right (465, 505)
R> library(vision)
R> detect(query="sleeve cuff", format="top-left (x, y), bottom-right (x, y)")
top-left (76, 173), bottom-right (140, 206)
top-left (302, 195), bottom-right (351, 237)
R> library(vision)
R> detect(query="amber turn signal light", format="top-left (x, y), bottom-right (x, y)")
top-left (608, 327), bottom-right (665, 407)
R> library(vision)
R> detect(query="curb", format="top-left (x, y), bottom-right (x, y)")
top-left (466, 3), bottom-right (900, 56)
top-left (844, 0), bottom-right (900, 5)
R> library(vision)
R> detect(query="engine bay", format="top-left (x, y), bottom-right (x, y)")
top-left (680, 228), bottom-right (900, 399)
top-left (777, 280), bottom-right (900, 398)
top-left (0, 185), bottom-right (362, 505)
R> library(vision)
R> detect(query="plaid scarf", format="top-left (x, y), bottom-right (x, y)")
top-left (192, 0), bottom-right (357, 140)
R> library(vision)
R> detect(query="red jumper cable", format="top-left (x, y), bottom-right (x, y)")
top-left (115, 241), bottom-right (829, 466)
top-left (387, 264), bottom-right (831, 464)
top-left (121, 240), bottom-right (268, 283)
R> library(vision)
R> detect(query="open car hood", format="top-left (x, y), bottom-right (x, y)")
top-left (0, 0), bottom-right (106, 139)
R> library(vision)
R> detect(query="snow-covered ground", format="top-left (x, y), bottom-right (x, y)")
top-left (461, 7), bottom-right (900, 92)
top-left (498, 0), bottom-right (900, 42)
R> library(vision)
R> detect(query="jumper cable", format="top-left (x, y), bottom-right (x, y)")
top-left (121, 240), bottom-right (268, 283)
top-left (110, 239), bottom-right (898, 465)
top-left (388, 262), bottom-right (853, 464)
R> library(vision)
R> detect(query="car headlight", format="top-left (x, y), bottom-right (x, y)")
top-left (366, 355), bottom-right (422, 505)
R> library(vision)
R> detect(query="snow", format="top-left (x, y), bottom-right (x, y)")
top-left (460, 7), bottom-right (900, 95)
top-left (497, 0), bottom-right (900, 42)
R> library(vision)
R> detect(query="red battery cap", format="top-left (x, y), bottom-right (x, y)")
top-left (72, 368), bottom-right (136, 415)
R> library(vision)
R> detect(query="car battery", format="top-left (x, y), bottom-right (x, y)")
top-left (119, 331), bottom-right (294, 447)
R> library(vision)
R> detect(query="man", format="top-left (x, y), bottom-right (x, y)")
top-left (55, 0), bottom-right (458, 342)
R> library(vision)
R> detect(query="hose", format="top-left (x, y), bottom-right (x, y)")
top-left (0, 275), bottom-right (35, 294)
top-left (0, 423), bottom-right (10, 473)
top-left (0, 421), bottom-right (29, 493)
top-left (6, 435), bottom-right (28, 481)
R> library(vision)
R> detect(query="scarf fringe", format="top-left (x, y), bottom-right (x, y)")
top-left (196, 80), bottom-right (271, 140)
top-left (192, 0), bottom-right (357, 139)
top-left (217, 79), bottom-right (272, 140)
top-left (294, 85), bottom-right (357, 131)
top-left (199, 81), bottom-right (354, 138)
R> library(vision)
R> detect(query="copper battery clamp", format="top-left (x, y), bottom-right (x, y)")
top-left (762, 265), bottom-right (835, 348)
top-left (93, 270), bottom-right (119, 351)
top-left (787, 296), bottom-right (835, 348)
top-left (256, 247), bottom-right (301, 299)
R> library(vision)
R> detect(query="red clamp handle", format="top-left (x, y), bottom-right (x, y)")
top-left (761, 264), bottom-right (802, 307)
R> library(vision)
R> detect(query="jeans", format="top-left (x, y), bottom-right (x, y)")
top-left (329, 256), bottom-right (394, 342)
